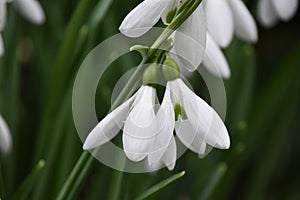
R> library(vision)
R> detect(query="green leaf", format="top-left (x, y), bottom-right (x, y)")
top-left (135, 171), bottom-right (186, 200)
top-left (12, 160), bottom-right (46, 200)
top-left (199, 163), bottom-right (227, 200)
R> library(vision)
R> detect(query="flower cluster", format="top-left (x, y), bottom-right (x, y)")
top-left (0, 0), bottom-right (45, 56)
top-left (83, 0), bottom-right (299, 170)
top-left (84, 57), bottom-right (230, 170)
top-left (257, 0), bottom-right (299, 27)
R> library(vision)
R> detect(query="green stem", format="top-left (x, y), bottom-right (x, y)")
top-left (35, 0), bottom-right (96, 160)
top-left (57, 0), bottom-right (202, 198)
top-left (0, 166), bottom-right (6, 200)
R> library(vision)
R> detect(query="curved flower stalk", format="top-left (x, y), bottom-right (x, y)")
top-left (120, 0), bottom-right (207, 72)
top-left (203, 0), bottom-right (258, 48)
top-left (0, 114), bottom-right (12, 154)
top-left (149, 58), bottom-right (230, 170)
top-left (257, 0), bottom-right (299, 27)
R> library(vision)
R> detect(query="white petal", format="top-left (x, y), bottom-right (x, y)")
top-left (123, 86), bottom-right (157, 161)
top-left (176, 79), bottom-right (230, 149)
top-left (0, 114), bottom-right (12, 154)
top-left (0, 34), bottom-right (4, 56)
top-left (119, 0), bottom-right (168, 37)
top-left (174, 4), bottom-right (206, 71)
top-left (0, 0), bottom-right (7, 31)
top-left (175, 119), bottom-right (207, 155)
top-left (203, 33), bottom-right (231, 78)
top-left (257, 0), bottom-right (279, 28)
top-left (229, 0), bottom-right (258, 43)
top-left (148, 88), bottom-right (175, 166)
top-left (204, 0), bottom-right (234, 47)
top-left (272, 0), bottom-right (299, 21)
top-left (161, 137), bottom-right (177, 170)
top-left (13, 0), bottom-right (45, 25)
top-left (83, 94), bottom-right (136, 150)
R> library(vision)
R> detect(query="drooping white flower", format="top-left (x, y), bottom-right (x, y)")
top-left (119, 0), bottom-right (207, 71)
top-left (83, 85), bottom-right (158, 162)
top-left (13, 0), bottom-right (45, 25)
top-left (148, 78), bottom-right (230, 169)
top-left (172, 4), bottom-right (207, 72)
top-left (202, 33), bottom-right (231, 79)
top-left (257, 0), bottom-right (298, 28)
top-left (170, 32), bottom-right (230, 79)
top-left (203, 0), bottom-right (258, 48)
top-left (0, 114), bottom-right (12, 154)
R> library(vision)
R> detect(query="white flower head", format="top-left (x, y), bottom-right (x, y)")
top-left (202, 33), bottom-right (231, 79)
top-left (13, 0), bottom-right (45, 25)
top-left (203, 0), bottom-right (258, 47)
top-left (257, 0), bottom-right (299, 28)
top-left (148, 78), bottom-right (230, 170)
top-left (0, 114), bottom-right (12, 154)
top-left (83, 85), bottom-right (158, 162)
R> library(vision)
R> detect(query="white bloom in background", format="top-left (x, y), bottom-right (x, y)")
top-left (0, 114), bottom-right (12, 154)
top-left (120, 0), bottom-right (207, 71)
top-left (83, 85), bottom-right (158, 162)
top-left (0, 0), bottom-right (45, 56)
top-left (257, 0), bottom-right (299, 28)
top-left (0, 0), bottom-right (7, 31)
top-left (203, 33), bottom-right (230, 79)
top-left (13, 0), bottom-right (45, 25)
top-left (203, 0), bottom-right (258, 48)
top-left (0, 34), bottom-right (4, 56)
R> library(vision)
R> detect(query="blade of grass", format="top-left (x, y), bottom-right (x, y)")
top-left (135, 171), bottom-right (186, 200)
top-left (200, 163), bottom-right (227, 200)
top-left (12, 160), bottom-right (46, 200)
top-left (35, 0), bottom-right (97, 160)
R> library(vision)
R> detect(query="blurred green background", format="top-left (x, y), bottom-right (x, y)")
top-left (0, 0), bottom-right (300, 199)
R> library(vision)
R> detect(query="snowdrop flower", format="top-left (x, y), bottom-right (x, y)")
top-left (149, 57), bottom-right (230, 170)
top-left (13, 0), bottom-right (45, 25)
top-left (170, 33), bottom-right (230, 79)
top-left (0, 0), bottom-right (45, 56)
top-left (257, 0), bottom-right (298, 27)
top-left (120, 0), bottom-right (207, 71)
top-left (202, 33), bottom-right (230, 78)
top-left (0, 114), bottom-right (12, 154)
top-left (203, 0), bottom-right (258, 48)
top-left (119, 0), bottom-right (189, 37)
top-left (84, 64), bottom-right (160, 162)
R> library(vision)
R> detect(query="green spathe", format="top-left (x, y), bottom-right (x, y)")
top-left (162, 56), bottom-right (180, 81)
top-left (143, 63), bottom-right (159, 86)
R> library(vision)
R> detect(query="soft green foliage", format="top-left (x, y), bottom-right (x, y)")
top-left (0, 0), bottom-right (300, 200)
